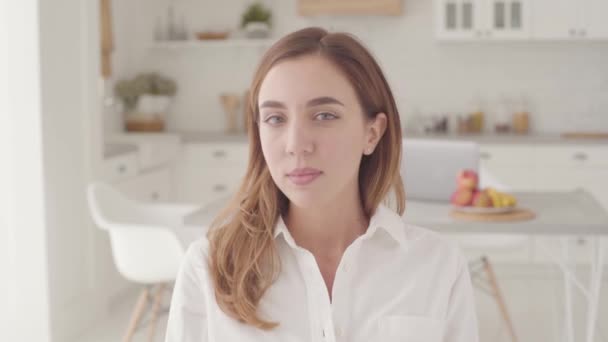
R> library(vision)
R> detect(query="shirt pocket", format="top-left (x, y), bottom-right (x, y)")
top-left (378, 315), bottom-right (445, 342)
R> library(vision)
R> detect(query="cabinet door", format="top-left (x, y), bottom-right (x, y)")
top-left (435, 0), bottom-right (482, 39)
top-left (531, 0), bottom-right (581, 39)
top-left (532, 235), bottom-right (596, 265)
top-left (116, 167), bottom-right (173, 202)
top-left (486, 0), bottom-right (531, 39)
top-left (584, 0), bottom-right (608, 39)
top-left (175, 163), bottom-right (247, 204)
top-left (479, 144), bottom-right (538, 190)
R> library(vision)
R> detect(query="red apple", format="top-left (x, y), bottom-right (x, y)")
top-left (472, 189), bottom-right (493, 207)
top-left (457, 169), bottom-right (479, 190)
top-left (451, 188), bottom-right (474, 206)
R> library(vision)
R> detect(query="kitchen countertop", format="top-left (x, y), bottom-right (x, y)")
top-left (180, 131), bottom-right (249, 143)
top-left (182, 189), bottom-right (608, 235)
top-left (177, 131), bottom-right (608, 146)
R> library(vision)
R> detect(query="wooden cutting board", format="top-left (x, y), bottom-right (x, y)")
top-left (450, 207), bottom-right (536, 222)
top-left (561, 132), bottom-right (608, 139)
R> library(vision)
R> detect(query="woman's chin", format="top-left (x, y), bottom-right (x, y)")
top-left (284, 191), bottom-right (330, 210)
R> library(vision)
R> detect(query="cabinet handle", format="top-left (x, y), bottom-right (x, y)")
top-left (476, 30), bottom-right (483, 37)
top-left (213, 150), bottom-right (227, 158)
top-left (572, 152), bottom-right (588, 161)
top-left (576, 237), bottom-right (586, 246)
top-left (480, 152), bottom-right (492, 160)
top-left (150, 192), bottom-right (159, 200)
top-left (579, 29), bottom-right (586, 37)
top-left (569, 28), bottom-right (576, 36)
top-left (117, 164), bottom-right (127, 173)
top-left (213, 184), bottom-right (227, 192)
top-left (485, 30), bottom-right (492, 37)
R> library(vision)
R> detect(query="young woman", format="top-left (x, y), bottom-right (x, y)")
top-left (166, 27), bottom-right (478, 342)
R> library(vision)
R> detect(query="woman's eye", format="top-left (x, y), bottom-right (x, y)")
top-left (264, 115), bottom-right (284, 125)
top-left (315, 112), bottom-right (337, 121)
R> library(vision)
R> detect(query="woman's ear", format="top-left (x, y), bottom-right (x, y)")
top-left (363, 113), bottom-right (387, 155)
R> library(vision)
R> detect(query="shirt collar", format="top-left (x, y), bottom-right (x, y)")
top-left (273, 203), bottom-right (407, 247)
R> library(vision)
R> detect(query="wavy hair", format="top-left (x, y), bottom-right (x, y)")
top-left (207, 27), bottom-right (405, 329)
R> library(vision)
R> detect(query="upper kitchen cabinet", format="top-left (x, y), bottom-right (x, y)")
top-left (435, 0), bottom-right (531, 40)
top-left (531, 0), bottom-right (583, 39)
top-left (527, 0), bottom-right (608, 40)
top-left (583, 0), bottom-right (608, 39)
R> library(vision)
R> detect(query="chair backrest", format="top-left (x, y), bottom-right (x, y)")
top-left (87, 182), bottom-right (185, 284)
top-left (401, 138), bottom-right (479, 202)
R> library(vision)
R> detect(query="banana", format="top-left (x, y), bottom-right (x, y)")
top-left (484, 187), bottom-right (516, 208)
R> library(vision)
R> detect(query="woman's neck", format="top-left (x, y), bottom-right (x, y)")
top-left (284, 197), bottom-right (369, 258)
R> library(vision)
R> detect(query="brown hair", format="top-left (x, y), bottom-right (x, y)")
top-left (207, 26), bottom-right (405, 329)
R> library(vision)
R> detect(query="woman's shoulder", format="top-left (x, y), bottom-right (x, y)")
top-left (380, 205), bottom-right (462, 259)
top-left (402, 222), bottom-right (467, 267)
top-left (182, 235), bottom-right (211, 271)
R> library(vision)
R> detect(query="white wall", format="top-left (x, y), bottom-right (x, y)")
top-left (37, 0), bottom-right (113, 340)
top-left (105, 0), bottom-right (608, 136)
top-left (0, 1), bottom-right (52, 341)
top-left (1, 1), bottom-right (112, 341)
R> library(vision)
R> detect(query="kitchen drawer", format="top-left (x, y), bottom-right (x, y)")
top-left (102, 152), bottom-right (138, 182)
top-left (116, 167), bottom-right (173, 202)
top-left (536, 145), bottom-right (608, 167)
top-left (181, 143), bottom-right (248, 166)
top-left (175, 165), bottom-right (247, 203)
top-left (479, 144), bottom-right (537, 166)
top-left (106, 133), bottom-right (181, 170)
top-left (531, 236), bottom-right (601, 265)
top-left (137, 140), bottom-right (180, 170)
top-left (478, 164), bottom-right (538, 191)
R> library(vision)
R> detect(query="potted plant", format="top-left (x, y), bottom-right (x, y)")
top-left (114, 72), bottom-right (177, 132)
top-left (241, 2), bottom-right (272, 38)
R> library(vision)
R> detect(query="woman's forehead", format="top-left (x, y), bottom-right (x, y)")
top-left (258, 55), bottom-right (358, 107)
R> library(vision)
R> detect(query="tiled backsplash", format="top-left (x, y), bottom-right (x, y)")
top-left (105, 0), bottom-right (608, 136)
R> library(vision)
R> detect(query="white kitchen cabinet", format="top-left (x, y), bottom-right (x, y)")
top-left (585, 0), bottom-right (608, 39)
top-left (479, 144), bottom-right (538, 190)
top-left (101, 152), bottom-right (138, 183)
top-left (531, 0), bottom-right (581, 39)
top-left (531, 0), bottom-right (608, 40)
top-left (535, 145), bottom-right (608, 210)
top-left (115, 167), bottom-right (174, 202)
top-left (435, 0), bottom-right (531, 40)
top-left (532, 235), bottom-right (597, 265)
top-left (175, 143), bottom-right (248, 204)
top-left (481, 143), bottom-right (608, 266)
top-left (175, 161), bottom-right (247, 204)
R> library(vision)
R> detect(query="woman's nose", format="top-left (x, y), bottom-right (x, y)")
top-left (285, 122), bottom-right (314, 156)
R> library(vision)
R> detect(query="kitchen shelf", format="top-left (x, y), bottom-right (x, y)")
top-left (149, 38), bottom-right (276, 49)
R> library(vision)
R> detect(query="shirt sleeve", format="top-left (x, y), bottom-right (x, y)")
top-left (165, 241), bottom-right (209, 342)
top-left (444, 251), bottom-right (480, 342)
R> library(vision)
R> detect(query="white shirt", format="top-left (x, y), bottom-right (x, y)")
top-left (165, 204), bottom-right (479, 342)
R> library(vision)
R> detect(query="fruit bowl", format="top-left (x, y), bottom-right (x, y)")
top-left (451, 205), bottom-right (516, 215)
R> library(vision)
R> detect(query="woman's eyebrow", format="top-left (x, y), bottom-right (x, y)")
top-left (259, 96), bottom-right (345, 109)
top-left (306, 96), bottom-right (345, 107)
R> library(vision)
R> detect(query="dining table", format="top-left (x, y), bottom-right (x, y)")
top-left (178, 189), bottom-right (608, 342)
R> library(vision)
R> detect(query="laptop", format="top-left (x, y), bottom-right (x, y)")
top-left (400, 138), bottom-right (479, 202)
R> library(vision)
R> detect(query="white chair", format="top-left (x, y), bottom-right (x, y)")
top-left (87, 182), bottom-right (200, 342)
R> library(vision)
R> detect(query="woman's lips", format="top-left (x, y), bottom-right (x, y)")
top-left (287, 169), bottom-right (322, 185)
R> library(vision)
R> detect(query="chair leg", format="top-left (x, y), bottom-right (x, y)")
top-left (123, 287), bottom-right (150, 342)
top-left (148, 283), bottom-right (166, 342)
top-left (482, 257), bottom-right (518, 342)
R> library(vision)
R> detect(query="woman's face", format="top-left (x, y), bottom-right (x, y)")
top-left (257, 54), bottom-right (386, 209)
